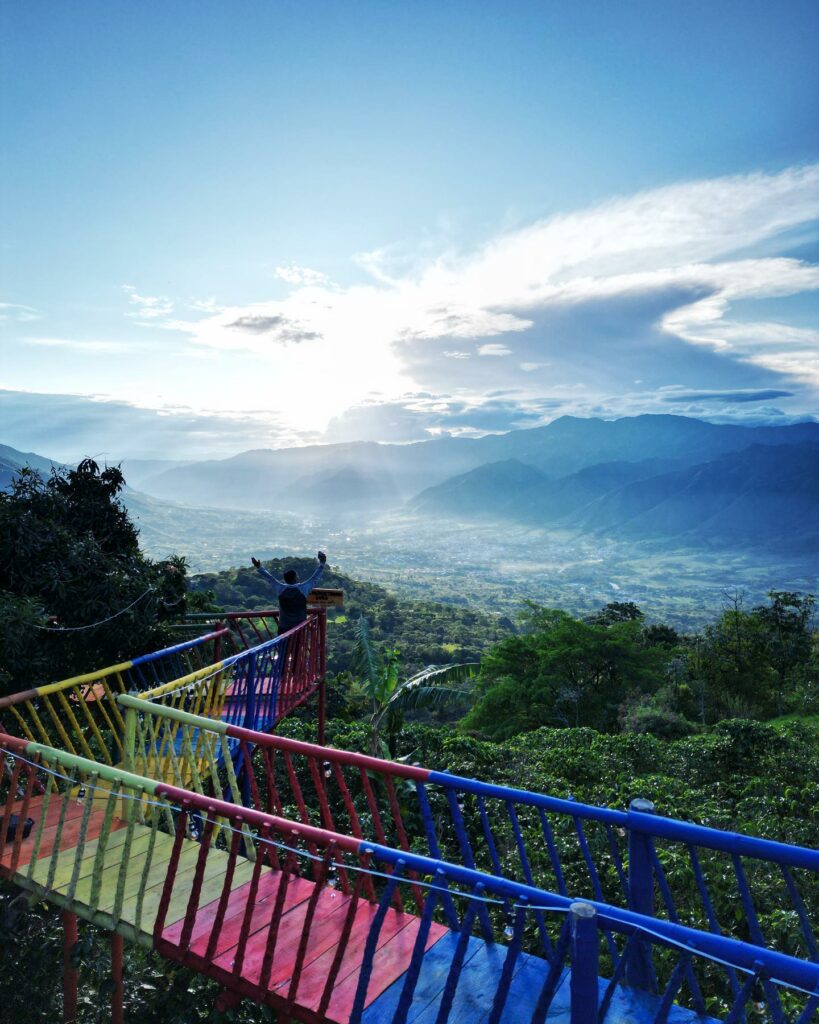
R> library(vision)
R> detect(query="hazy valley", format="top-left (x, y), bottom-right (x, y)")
top-left (5, 414), bottom-right (816, 630)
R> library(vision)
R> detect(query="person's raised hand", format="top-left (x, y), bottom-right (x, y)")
top-left (251, 557), bottom-right (261, 568)
top-left (317, 550), bottom-right (326, 564)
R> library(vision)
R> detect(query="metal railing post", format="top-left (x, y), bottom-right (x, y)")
top-left (570, 901), bottom-right (598, 1024)
top-left (627, 797), bottom-right (656, 990)
top-left (244, 651), bottom-right (257, 732)
top-left (237, 652), bottom-right (257, 805)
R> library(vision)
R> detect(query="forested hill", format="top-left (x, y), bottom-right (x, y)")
top-left (189, 559), bottom-right (514, 675)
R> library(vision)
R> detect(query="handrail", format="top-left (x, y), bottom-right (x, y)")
top-left (0, 628), bottom-right (231, 708)
top-left (3, 729), bottom-right (817, 999)
top-left (118, 696), bottom-right (819, 873)
top-left (130, 629), bottom-right (230, 666)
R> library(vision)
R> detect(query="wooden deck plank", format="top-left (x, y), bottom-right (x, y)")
top-left (364, 936), bottom-right (721, 1024)
top-left (26, 824), bottom-right (154, 893)
top-left (90, 833), bottom-right (177, 914)
top-left (0, 794), bottom-right (71, 871)
top-left (323, 915), bottom-right (449, 1023)
top-left (116, 845), bottom-right (221, 930)
top-left (361, 933), bottom-right (487, 1024)
top-left (417, 942), bottom-right (545, 1024)
top-left (165, 872), bottom-right (315, 962)
top-left (471, 955), bottom-right (558, 1024)
top-left (1, 796), bottom-right (124, 875)
top-left (292, 903), bottom-right (424, 1017)
top-left (217, 886), bottom-right (354, 991)
top-left (68, 832), bottom-right (174, 909)
top-left (164, 855), bottom-right (258, 931)
top-left (17, 815), bottom-right (123, 889)
top-left (160, 868), bottom-right (284, 949)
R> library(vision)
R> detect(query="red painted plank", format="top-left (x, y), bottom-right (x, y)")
top-left (0, 794), bottom-right (62, 870)
top-left (166, 872), bottom-right (315, 963)
top-left (170, 864), bottom-right (447, 1024)
top-left (323, 917), bottom-right (448, 1023)
top-left (217, 886), bottom-right (353, 992)
top-left (288, 902), bottom-right (414, 1015)
top-left (0, 796), bottom-right (125, 875)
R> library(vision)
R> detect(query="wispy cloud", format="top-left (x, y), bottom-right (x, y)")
top-left (658, 387), bottom-right (794, 404)
top-left (26, 337), bottom-right (138, 354)
top-left (0, 387), bottom-right (298, 462)
top-left (122, 284), bottom-right (174, 320)
top-left (0, 302), bottom-right (42, 323)
top-left (275, 265), bottom-right (330, 287)
top-left (478, 343), bottom-right (512, 356)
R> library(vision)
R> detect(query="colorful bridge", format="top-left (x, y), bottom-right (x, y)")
top-left (1, 615), bottom-right (817, 1023)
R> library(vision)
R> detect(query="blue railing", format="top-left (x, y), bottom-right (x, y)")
top-left (401, 768), bottom-right (819, 1022)
top-left (347, 839), bottom-right (819, 1023)
top-left (122, 627), bottom-right (231, 691)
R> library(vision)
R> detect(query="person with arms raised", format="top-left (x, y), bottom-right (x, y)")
top-left (251, 550), bottom-right (327, 634)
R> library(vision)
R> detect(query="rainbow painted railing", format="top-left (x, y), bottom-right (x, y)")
top-left (1, 625), bottom-right (817, 1023)
top-left (116, 698), bottom-right (819, 1021)
top-left (0, 612), bottom-right (325, 775)
top-left (0, 629), bottom-right (229, 766)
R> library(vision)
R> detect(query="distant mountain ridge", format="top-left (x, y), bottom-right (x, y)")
top-left (3, 415), bottom-right (818, 555)
top-left (410, 456), bottom-right (681, 521)
top-left (135, 414), bottom-right (819, 514)
top-left (0, 443), bottom-right (62, 490)
top-left (578, 443), bottom-right (819, 554)
top-left (411, 442), bottom-right (819, 554)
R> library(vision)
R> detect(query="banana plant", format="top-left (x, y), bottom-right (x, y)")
top-left (353, 616), bottom-right (478, 758)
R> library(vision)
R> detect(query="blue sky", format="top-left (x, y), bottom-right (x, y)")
top-left (1, 0), bottom-right (818, 460)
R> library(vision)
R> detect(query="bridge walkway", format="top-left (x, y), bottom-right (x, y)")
top-left (2, 617), bottom-right (817, 1023)
top-left (1, 784), bottom-right (451, 1023)
top-left (1, 785), bottom-right (716, 1024)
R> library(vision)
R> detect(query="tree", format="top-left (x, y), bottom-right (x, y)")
top-left (463, 605), bottom-right (670, 739)
top-left (586, 601), bottom-right (645, 626)
top-left (684, 593), bottom-right (771, 722)
top-left (352, 617), bottom-right (477, 757)
top-left (683, 591), bottom-right (818, 723)
top-left (753, 591), bottom-right (815, 715)
top-left (0, 460), bottom-right (187, 696)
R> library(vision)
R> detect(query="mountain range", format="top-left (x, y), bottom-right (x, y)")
top-left (0, 443), bottom-right (61, 491)
top-left (413, 443), bottom-right (819, 554)
top-left (132, 414), bottom-right (819, 511)
top-left (3, 414), bottom-right (818, 555)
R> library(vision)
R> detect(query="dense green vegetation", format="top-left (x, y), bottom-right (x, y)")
top-left (465, 593), bottom-right (818, 740)
top-left (0, 460), bottom-right (189, 697)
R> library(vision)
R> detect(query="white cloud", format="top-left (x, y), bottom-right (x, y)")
top-left (114, 163), bottom-right (819, 439)
top-left (122, 284), bottom-right (174, 320)
top-left (0, 302), bottom-right (41, 322)
top-left (275, 264), bottom-right (330, 287)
